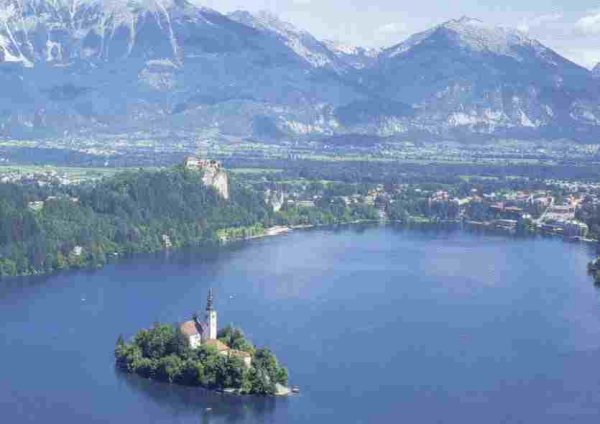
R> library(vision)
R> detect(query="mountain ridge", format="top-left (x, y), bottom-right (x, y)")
top-left (0, 1), bottom-right (599, 142)
top-left (353, 16), bottom-right (600, 139)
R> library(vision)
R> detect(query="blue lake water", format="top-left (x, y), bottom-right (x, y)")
top-left (2, 226), bottom-right (600, 423)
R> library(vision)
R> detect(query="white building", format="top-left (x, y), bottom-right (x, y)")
top-left (179, 289), bottom-right (217, 348)
top-left (179, 289), bottom-right (251, 367)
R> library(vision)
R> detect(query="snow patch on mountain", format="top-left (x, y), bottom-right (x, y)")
top-left (386, 16), bottom-right (545, 59)
top-left (323, 39), bottom-right (379, 69)
top-left (323, 40), bottom-right (363, 56)
top-left (0, 0), bottom-right (203, 65)
top-left (442, 17), bottom-right (543, 55)
top-left (444, 109), bottom-right (516, 131)
top-left (228, 10), bottom-right (340, 69)
top-left (0, 33), bottom-right (32, 65)
top-left (0, 2), bottom-right (599, 141)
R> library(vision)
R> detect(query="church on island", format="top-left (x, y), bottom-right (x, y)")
top-left (179, 289), bottom-right (252, 367)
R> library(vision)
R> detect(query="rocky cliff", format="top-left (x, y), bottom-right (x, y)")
top-left (202, 165), bottom-right (229, 201)
top-left (184, 157), bottom-right (229, 200)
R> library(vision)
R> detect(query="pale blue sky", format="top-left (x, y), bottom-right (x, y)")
top-left (197, 0), bottom-right (600, 68)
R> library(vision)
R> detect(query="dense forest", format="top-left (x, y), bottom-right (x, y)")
top-left (115, 324), bottom-right (288, 395)
top-left (0, 167), bottom-right (272, 277)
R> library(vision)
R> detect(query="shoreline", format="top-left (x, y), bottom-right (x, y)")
top-left (246, 226), bottom-right (294, 240)
top-left (218, 383), bottom-right (293, 397)
top-left (253, 220), bottom-right (599, 244)
top-left (2, 220), bottom-right (598, 280)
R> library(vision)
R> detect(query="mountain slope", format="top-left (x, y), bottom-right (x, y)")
top-left (322, 40), bottom-right (379, 69)
top-left (0, 0), bottom-right (359, 137)
top-left (228, 10), bottom-right (345, 71)
top-left (352, 17), bottom-right (600, 139)
top-left (0, 5), bottom-right (599, 142)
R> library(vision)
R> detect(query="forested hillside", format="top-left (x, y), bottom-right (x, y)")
top-left (0, 167), bottom-right (271, 277)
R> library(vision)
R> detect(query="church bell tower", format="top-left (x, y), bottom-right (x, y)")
top-left (205, 288), bottom-right (217, 340)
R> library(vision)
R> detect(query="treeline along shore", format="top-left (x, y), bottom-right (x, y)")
top-left (0, 165), bottom-right (380, 278)
top-left (4, 159), bottom-right (600, 280)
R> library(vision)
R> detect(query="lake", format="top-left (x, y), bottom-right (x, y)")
top-left (2, 225), bottom-right (600, 423)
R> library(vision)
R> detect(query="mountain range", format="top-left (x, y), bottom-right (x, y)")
top-left (0, 0), bottom-right (599, 142)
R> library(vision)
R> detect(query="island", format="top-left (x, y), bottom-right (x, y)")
top-left (114, 289), bottom-right (290, 396)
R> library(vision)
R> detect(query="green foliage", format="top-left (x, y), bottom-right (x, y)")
top-left (0, 168), bottom-right (272, 278)
top-left (115, 324), bottom-right (288, 395)
top-left (216, 225), bottom-right (265, 242)
top-left (218, 325), bottom-right (255, 355)
top-left (275, 201), bottom-right (379, 227)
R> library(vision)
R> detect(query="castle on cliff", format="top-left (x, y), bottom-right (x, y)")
top-left (184, 156), bottom-right (229, 200)
top-left (179, 289), bottom-right (251, 366)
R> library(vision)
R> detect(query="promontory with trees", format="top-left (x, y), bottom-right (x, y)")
top-left (0, 161), bottom-right (380, 278)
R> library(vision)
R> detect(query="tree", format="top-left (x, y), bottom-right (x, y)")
top-left (218, 325), bottom-right (255, 354)
top-left (134, 324), bottom-right (176, 359)
top-left (156, 355), bottom-right (184, 383)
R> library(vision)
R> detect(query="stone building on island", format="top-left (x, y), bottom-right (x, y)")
top-left (179, 289), bottom-right (252, 367)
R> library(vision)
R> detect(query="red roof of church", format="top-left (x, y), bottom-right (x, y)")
top-left (179, 320), bottom-right (200, 337)
top-left (180, 319), bottom-right (211, 337)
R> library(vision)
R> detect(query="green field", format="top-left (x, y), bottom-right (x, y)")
top-left (0, 164), bottom-right (284, 182)
top-left (0, 165), bottom-right (137, 180)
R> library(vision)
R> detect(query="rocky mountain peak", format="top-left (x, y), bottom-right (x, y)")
top-left (228, 10), bottom-right (301, 36)
top-left (385, 16), bottom-right (541, 60)
top-left (434, 16), bottom-right (541, 56)
top-left (0, 7), bottom-right (599, 141)
top-left (228, 9), bottom-right (346, 70)
top-left (0, 0), bottom-right (220, 66)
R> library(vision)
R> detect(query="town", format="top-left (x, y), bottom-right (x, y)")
top-left (259, 175), bottom-right (600, 241)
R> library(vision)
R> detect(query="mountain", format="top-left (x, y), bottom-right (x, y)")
top-left (228, 11), bottom-right (380, 71)
top-left (0, 0), bottom-right (359, 138)
top-left (593, 63), bottom-right (600, 79)
top-left (323, 40), bottom-right (379, 70)
top-left (0, 4), bottom-right (599, 142)
top-left (352, 17), bottom-right (600, 140)
top-left (227, 10), bottom-right (345, 71)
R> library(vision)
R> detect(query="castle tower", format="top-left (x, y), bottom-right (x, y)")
top-left (205, 288), bottom-right (217, 340)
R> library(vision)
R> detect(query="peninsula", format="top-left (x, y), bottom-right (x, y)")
top-left (114, 290), bottom-right (290, 396)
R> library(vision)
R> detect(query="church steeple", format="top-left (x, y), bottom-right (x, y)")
top-left (205, 288), bottom-right (217, 340)
top-left (206, 288), bottom-right (214, 311)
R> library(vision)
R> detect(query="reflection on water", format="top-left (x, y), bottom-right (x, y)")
top-left (117, 370), bottom-right (284, 424)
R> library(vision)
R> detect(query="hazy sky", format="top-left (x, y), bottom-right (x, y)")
top-left (197, 0), bottom-right (600, 68)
